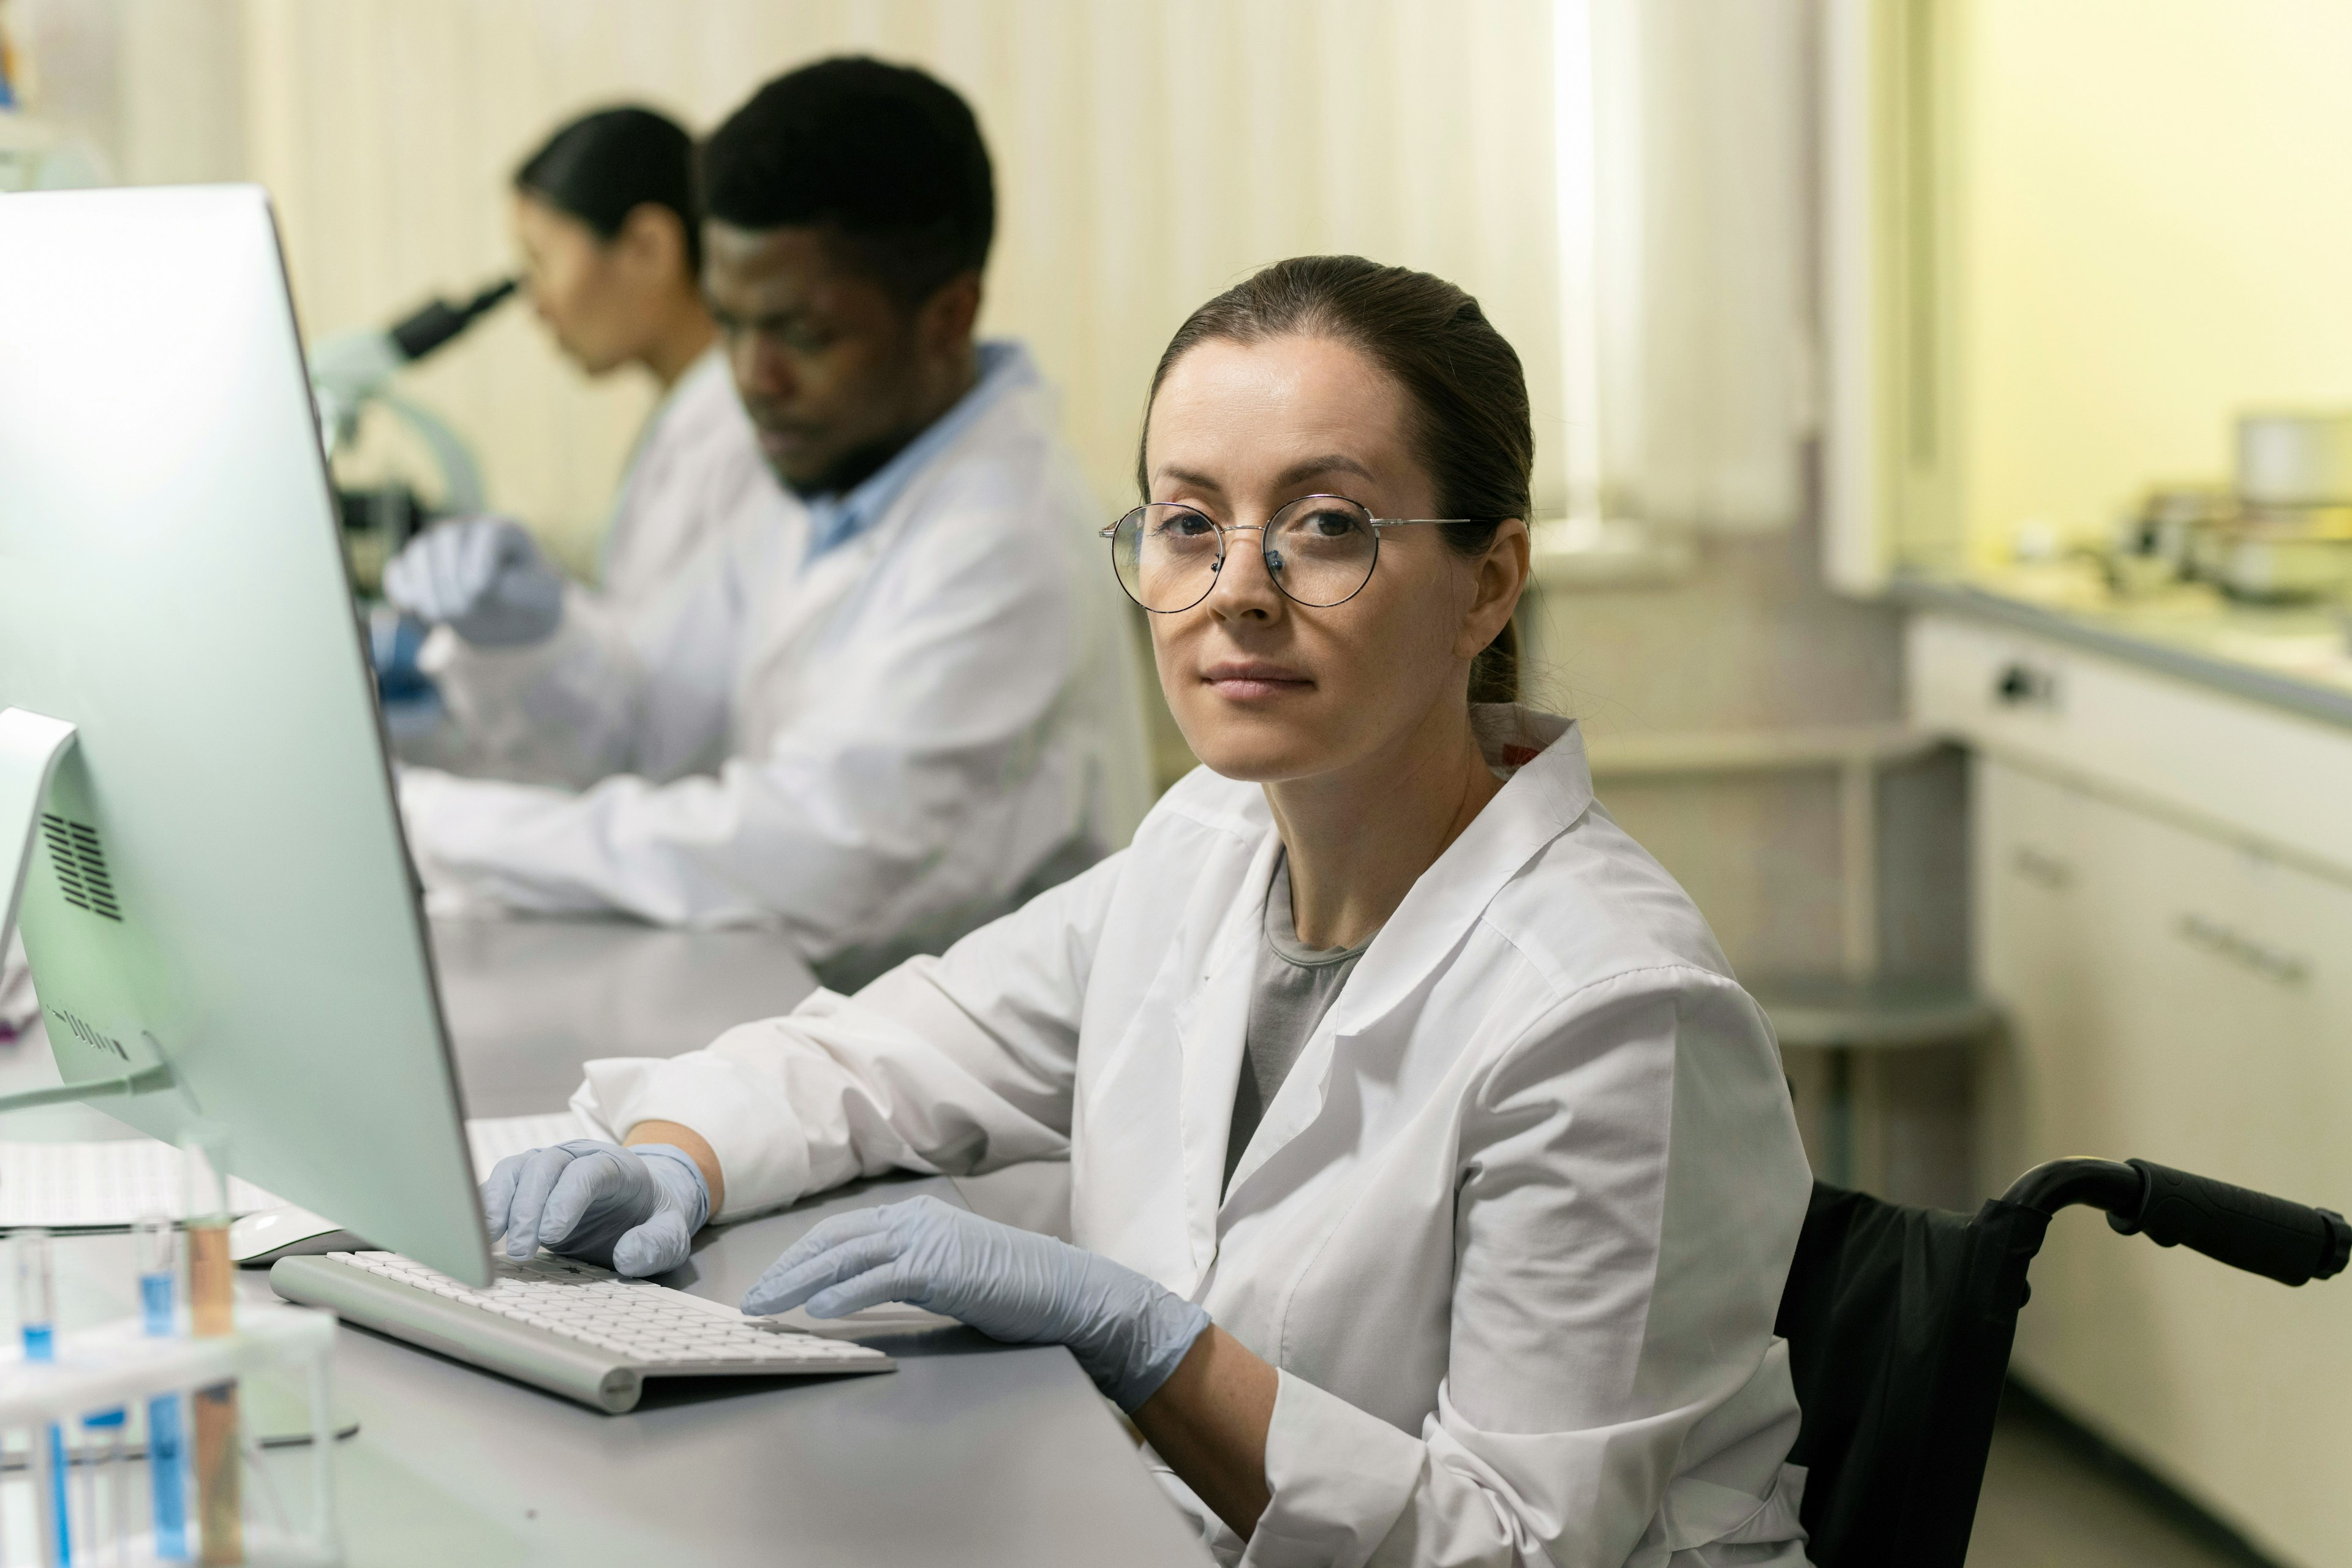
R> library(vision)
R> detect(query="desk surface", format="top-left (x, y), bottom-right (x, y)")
top-left (428, 915), bottom-right (821, 1116)
top-left (8, 918), bottom-right (1208, 1566)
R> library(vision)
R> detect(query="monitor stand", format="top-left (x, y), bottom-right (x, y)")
top-left (0, 706), bottom-right (175, 1111)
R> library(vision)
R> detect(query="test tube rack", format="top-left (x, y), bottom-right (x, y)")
top-left (0, 1302), bottom-right (341, 1566)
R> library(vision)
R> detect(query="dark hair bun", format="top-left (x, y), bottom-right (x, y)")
top-left (515, 105), bottom-right (701, 276)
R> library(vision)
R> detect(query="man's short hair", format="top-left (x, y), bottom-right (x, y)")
top-left (703, 57), bottom-right (994, 307)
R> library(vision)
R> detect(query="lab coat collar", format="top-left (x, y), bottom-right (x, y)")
top-left (1323, 707), bottom-right (1591, 1038)
top-left (736, 356), bottom-right (1061, 695)
top-left (798, 340), bottom-right (1037, 562)
top-left (1194, 707), bottom-right (1597, 1223)
top-left (1175, 828), bottom-right (1288, 1267)
top-left (597, 344), bottom-right (733, 581)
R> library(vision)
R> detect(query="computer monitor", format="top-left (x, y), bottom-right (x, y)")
top-left (0, 186), bottom-right (488, 1284)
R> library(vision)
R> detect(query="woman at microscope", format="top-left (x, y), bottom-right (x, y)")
top-left (382, 104), bottom-right (783, 783)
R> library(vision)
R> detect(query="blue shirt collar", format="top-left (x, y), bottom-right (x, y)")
top-left (800, 340), bottom-right (1034, 562)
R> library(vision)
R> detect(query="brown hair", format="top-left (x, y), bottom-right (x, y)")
top-left (1137, 255), bottom-right (1531, 704)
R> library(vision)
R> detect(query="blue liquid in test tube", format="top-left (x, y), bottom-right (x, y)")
top-left (137, 1215), bottom-right (189, 1561)
top-left (16, 1227), bottom-right (71, 1565)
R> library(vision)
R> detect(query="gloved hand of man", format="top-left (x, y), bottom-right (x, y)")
top-left (382, 516), bottom-right (565, 648)
top-left (741, 1196), bottom-right (1212, 1412)
top-left (479, 1140), bottom-right (709, 1276)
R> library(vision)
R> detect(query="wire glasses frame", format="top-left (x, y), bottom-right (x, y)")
top-left (1099, 494), bottom-right (1497, 614)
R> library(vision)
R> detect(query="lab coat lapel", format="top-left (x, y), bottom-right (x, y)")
top-left (739, 513), bottom-right (892, 696)
top-left (1327, 711), bottom-right (1593, 1035)
top-left (739, 382), bottom-right (1035, 690)
top-left (1221, 712), bottom-right (1596, 1198)
top-left (1174, 829), bottom-right (1284, 1277)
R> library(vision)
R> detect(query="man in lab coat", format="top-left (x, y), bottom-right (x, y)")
top-left (393, 59), bottom-right (1152, 988)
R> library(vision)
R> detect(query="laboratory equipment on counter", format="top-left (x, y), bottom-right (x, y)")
top-left (17, 1228), bottom-right (72, 1563)
top-left (2211, 412), bottom-right (2352, 601)
top-left (2101, 415), bottom-right (2352, 602)
top-left (0, 186), bottom-right (487, 1284)
top-left (139, 1216), bottom-right (190, 1561)
top-left (307, 276), bottom-right (513, 493)
top-left (0, 1298), bottom-right (344, 1565)
top-left (184, 1131), bottom-right (241, 1566)
top-left (310, 276), bottom-right (514, 598)
top-left (0, 47), bottom-right (110, 194)
top-left (2237, 410), bottom-right (2352, 507)
top-left (2106, 486), bottom-right (2225, 597)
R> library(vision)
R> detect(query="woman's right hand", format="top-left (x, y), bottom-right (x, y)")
top-left (479, 1140), bottom-right (710, 1276)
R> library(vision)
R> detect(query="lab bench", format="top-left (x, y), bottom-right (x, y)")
top-left (1, 918), bottom-right (1210, 1567)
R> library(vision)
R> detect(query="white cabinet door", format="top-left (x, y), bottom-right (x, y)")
top-left (1976, 756), bottom-right (2352, 1567)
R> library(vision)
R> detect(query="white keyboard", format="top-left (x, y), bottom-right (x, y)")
top-left (269, 1249), bottom-right (892, 1412)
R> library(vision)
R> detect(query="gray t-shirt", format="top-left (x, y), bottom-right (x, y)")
top-left (1224, 854), bottom-right (1378, 1193)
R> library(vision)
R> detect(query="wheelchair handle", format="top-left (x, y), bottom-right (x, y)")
top-left (2108, 1159), bottom-right (2350, 1287)
top-left (2000, 1156), bottom-right (2350, 1286)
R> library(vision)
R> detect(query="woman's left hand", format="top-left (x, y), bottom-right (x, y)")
top-left (742, 1194), bottom-right (1210, 1411)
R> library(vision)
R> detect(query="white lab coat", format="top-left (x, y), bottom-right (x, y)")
top-left (572, 709), bottom-right (1815, 1567)
top-left (408, 343), bottom-right (774, 788)
top-left (401, 348), bottom-right (1155, 982)
top-left (598, 342), bottom-right (768, 612)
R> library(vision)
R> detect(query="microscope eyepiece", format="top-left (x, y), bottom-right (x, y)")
top-left (388, 276), bottom-right (520, 363)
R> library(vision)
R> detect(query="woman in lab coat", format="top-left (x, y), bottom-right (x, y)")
top-left (487, 256), bottom-right (1815, 1567)
top-left (504, 105), bottom-right (767, 607)
top-left (384, 105), bottom-right (780, 781)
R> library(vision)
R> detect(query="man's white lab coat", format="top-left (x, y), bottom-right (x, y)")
top-left (401, 347), bottom-right (1154, 981)
top-left (573, 709), bottom-right (1815, 1567)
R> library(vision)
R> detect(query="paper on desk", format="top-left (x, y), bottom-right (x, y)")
top-left (0, 1110), bottom-right (595, 1230)
top-left (0, 1140), bottom-right (282, 1228)
top-left (464, 1110), bottom-right (593, 1171)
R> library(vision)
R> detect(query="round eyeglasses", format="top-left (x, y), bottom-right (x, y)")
top-left (1101, 495), bottom-right (1493, 614)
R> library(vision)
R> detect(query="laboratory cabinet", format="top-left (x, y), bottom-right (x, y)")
top-left (1913, 611), bottom-right (2352, 1567)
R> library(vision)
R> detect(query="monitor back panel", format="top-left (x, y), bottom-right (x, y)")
top-left (0, 186), bottom-right (484, 1283)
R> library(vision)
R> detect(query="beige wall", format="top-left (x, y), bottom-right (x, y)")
top-left (11, 0), bottom-right (1926, 980)
top-left (167, 0), bottom-right (1559, 572)
top-left (1954, 0), bottom-right (2352, 560)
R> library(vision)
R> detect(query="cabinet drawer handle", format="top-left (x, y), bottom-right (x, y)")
top-left (1994, 662), bottom-right (2059, 707)
top-left (2011, 846), bottom-right (2071, 889)
top-left (2176, 914), bottom-right (2309, 986)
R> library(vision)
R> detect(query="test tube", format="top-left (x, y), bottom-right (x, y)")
top-left (134, 1217), bottom-right (187, 1563)
top-left (180, 1132), bottom-right (240, 1567)
top-left (14, 1229), bottom-right (70, 1567)
top-left (77, 1410), bottom-right (123, 1567)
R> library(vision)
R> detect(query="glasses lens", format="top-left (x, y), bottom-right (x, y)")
top-left (1266, 497), bottom-right (1378, 606)
top-left (1112, 505), bottom-right (1222, 611)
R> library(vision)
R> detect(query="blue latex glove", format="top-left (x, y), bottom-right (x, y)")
top-left (382, 516), bottom-right (564, 647)
top-left (741, 1196), bottom-right (1212, 1412)
top-left (478, 1140), bottom-right (709, 1276)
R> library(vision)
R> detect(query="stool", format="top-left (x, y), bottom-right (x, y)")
top-left (1585, 725), bottom-right (2000, 1200)
top-left (1746, 973), bottom-right (2001, 1192)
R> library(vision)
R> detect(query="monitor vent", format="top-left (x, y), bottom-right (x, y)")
top-left (40, 813), bottom-right (121, 922)
top-left (48, 1006), bottom-right (131, 1063)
